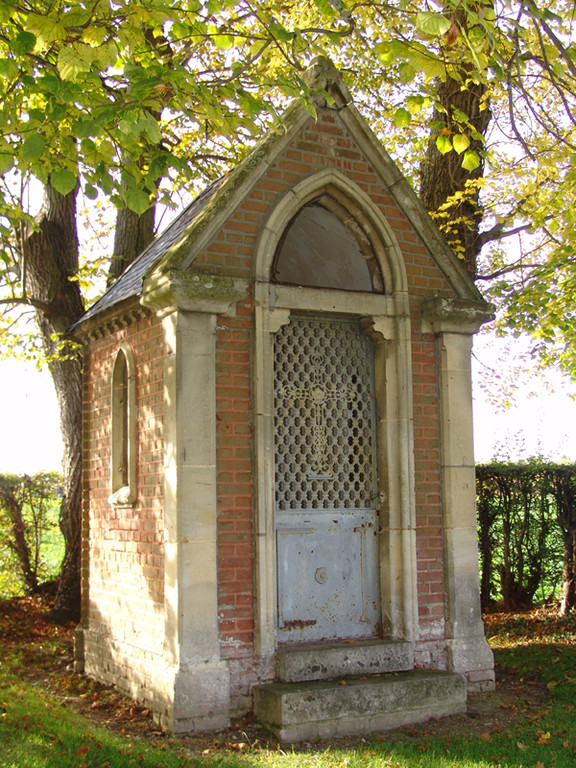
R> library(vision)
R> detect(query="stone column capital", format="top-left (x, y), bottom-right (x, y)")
top-left (421, 297), bottom-right (494, 335)
top-left (142, 269), bottom-right (249, 318)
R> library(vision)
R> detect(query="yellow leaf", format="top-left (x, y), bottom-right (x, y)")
top-left (82, 26), bottom-right (108, 47)
top-left (535, 731), bottom-right (551, 744)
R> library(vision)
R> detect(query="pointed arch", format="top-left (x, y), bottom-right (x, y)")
top-left (110, 340), bottom-right (137, 507)
top-left (254, 168), bottom-right (408, 296)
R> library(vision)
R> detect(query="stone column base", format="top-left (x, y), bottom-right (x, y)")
top-left (446, 636), bottom-right (495, 692)
top-left (153, 660), bottom-right (231, 734)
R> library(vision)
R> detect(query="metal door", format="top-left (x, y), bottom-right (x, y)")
top-left (274, 316), bottom-right (381, 643)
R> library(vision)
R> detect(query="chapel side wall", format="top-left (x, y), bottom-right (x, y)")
top-left (81, 309), bottom-right (166, 705)
top-left (187, 106), bottom-right (458, 712)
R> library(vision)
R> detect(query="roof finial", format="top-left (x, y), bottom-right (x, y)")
top-left (302, 56), bottom-right (352, 108)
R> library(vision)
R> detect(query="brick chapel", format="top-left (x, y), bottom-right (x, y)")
top-left (72, 57), bottom-right (495, 740)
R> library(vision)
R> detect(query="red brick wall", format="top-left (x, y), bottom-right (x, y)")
top-left (215, 301), bottom-right (255, 658)
top-left (411, 330), bottom-right (445, 631)
top-left (82, 308), bottom-right (165, 692)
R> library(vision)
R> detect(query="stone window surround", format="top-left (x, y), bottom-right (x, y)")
top-left (109, 340), bottom-right (137, 508)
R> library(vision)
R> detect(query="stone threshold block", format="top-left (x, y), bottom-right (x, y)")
top-left (276, 639), bottom-right (414, 682)
top-left (254, 669), bottom-right (466, 742)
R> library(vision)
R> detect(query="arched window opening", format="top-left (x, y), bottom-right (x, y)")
top-left (110, 343), bottom-right (136, 506)
top-left (272, 200), bottom-right (383, 293)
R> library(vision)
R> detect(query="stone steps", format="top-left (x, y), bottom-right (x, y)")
top-left (276, 639), bottom-right (413, 682)
top-left (254, 669), bottom-right (466, 742)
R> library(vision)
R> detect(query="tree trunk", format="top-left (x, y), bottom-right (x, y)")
top-left (20, 184), bottom-right (155, 623)
top-left (2, 490), bottom-right (38, 594)
top-left (21, 184), bottom-right (85, 622)
top-left (108, 205), bottom-right (155, 286)
top-left (419, 70), bottom-right (491, 279)
top-left (559, 528), bottom-right (576, 616)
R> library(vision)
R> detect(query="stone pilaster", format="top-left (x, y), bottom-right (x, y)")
top-left (143, 271), bottom-right (248, 732)
top-left (422, 297), bottom-right (495, 691)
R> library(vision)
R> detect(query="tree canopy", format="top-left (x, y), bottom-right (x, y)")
top-left (1, 0), bottom-right (576, 369)
top-left (2, 0), bottom-right (576, 618)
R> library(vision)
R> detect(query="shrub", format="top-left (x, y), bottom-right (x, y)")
top-left (0, 473), bottom-right (64, 598)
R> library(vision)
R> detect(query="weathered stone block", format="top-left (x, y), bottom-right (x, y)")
top-left (254, 669), bottom-right (466, 741)
top-left (276, 640), bottom-right (413, 682)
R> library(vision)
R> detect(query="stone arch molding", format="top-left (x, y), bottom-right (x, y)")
top-left (254, 168), bottom-right (408, 296)
top-left (253, 168), bottom-right (418, 660)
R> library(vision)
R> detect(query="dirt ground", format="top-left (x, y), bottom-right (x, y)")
top-left (0, 595), bottom-right (551, 754)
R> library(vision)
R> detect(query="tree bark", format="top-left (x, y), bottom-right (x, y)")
top-left (108, 205), bottom-right (155, 286)
top-left (21, 184), bottom-right (85, 622)
top-left (419, 71), bottom-right (491, 279)
top-left (560, 530), bottom-right (576, 616)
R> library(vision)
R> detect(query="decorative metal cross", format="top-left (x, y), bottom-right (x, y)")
top-left (277, 354), bottom-right (357, 479)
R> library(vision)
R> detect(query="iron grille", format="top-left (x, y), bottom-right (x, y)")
top-left (274, 317), bottom-right (377, 510)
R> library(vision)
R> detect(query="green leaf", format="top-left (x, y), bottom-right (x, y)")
top-left (72, 120), bottom-right (97, 139)
top-left (25, 13), bottom-right (66, 46)
top-left (406, 95), bottom-right (428, 113)
top-left (436, 134), bottom-right (452, 154)
top-left (452, 133), bottom-right (471, 154)
top-left (0, 153), bottom-right (13, 174)
top-left (0, 1), bottom-right (12, 22)
top-left (11, 31), bottom-right (37, 55)
top-left (50, 169), bottom-right (77, 195)
top-left (27, 108), bottom-right (45, 123)
top-left (399, 61), bottom-right (416, 83)
top-left (93, 40), bottom-right (117, 69)
top-left (84, 183), bottom-right (98, 199)
top-left (125, 187), bottom-right (151, 215)
top-left (407, 47), bottom-right (446, 79)
top-left (57, 46), bottom-right (92, 81)
top-left (0, 58), bottom-right (19, 78)
top-left (20, 134), bottom-right (46, 162)
top-left (142, 113), bottom-right (162, 144)
top-left (60, 7), bottom-right (92, 26)
top-left (213, 33), bottom-right (235, 50)
top-left (268, 21), bottom-right (293, 42)
top-left (462, 149), bottom-right (481, 171)
top-left (81, 26), bottom-right (108, 47)
top-left (416, 12), bottom-right (452, 38)
top-left (393, 107), bottom-right (411, 128)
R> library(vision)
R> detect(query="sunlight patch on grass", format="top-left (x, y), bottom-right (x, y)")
top-left (1, 604), bottom-right (576, 768)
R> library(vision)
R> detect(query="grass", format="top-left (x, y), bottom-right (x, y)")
top-left (1, 599), bottom-right (575, 768)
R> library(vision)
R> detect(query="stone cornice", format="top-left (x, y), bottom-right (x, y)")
top-left (421, 296), bottom-right (495, 335)
top-left (70, 299), bottom-right (150, 344)
top-left (141, 269), bottom-right (249, 318)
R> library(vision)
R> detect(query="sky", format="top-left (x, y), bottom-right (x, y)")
top-left (1, 330), bottom-right (576, 475)
top-left (472, 332), bottom-right (576, 463)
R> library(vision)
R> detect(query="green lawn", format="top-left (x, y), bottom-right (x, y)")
top-left (1, 601), bottom-right (575, 768)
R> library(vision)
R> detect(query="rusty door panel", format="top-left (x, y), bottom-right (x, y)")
top-left (277, 509), bottom-right (380, 643)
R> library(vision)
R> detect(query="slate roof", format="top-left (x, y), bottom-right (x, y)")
top-left (74, 175), bottom-right (227, 328)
